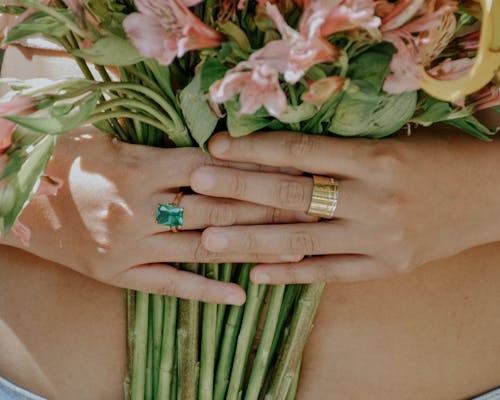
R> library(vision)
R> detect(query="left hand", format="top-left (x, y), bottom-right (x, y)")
top-left (191, 129), bottom-right (500, 284)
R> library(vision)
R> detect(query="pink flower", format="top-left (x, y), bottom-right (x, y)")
top-left (320, 0), bottom-right (381, 38)
top-left (210, 61), bottom-right (287, 117)
top-left (123, 0), bottom-right (223, 65)
top-left (263, 2), bottom-right (338, 83)
top-left (0, 97), bottom-right (36, 152)
top-left (380, 0), bottom-right (458, 93)
top-left (468, 84), bottom-right (500, 112)
top-left (427, 57), bottom-right (475, 81)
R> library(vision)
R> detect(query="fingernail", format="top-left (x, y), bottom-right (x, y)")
top-left (192, 170), bottom-right (214, 191)
top-left (280, 254), bottom-right (302, 262)
top-left (204, 231), bottom-right (228, 250)
top-left (253, 271), bottom-right (271, 284)
top-left (210, 135), bottom-right (230, 156)
top-left (225, 292), bottom-right (244, 305)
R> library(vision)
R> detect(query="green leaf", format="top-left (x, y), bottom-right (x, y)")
top-left (348, 43), bottom-right (395, 93)
top-left (219, 21), bottom-right (251, 53)
top-left (226, 100), bottom-right (272, 137)
top-left (71, 34), bottom-right (144, 66)
top-left (5, 90), bottom-right (100, 135)
top-left (0, 129), bottom-right (56, 234)
top-left (411, 98), bottom-right (453, 127)
top-left (3, 11), bottom-right (69, 44)
top-left (444, 115), bottom-right (497, 141)
top-left (277, 102), bottom-right (317, 124)
top-left (329, 81), bottom-right (417, 138)
top-left (200, 57), bottom-right (229, 92)
top-left (179, 73), bottom-right (218, 147)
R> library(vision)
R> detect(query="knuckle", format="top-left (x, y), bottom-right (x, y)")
top-left (158, 278), bottom-right (178, 298)
top-left (242, 232), bottom-right (258, 253)
top-left (265, 207), bottom-right (282, 223)
top-left (229, 172), bottom-right (247, 198)
top-left (194, 242), bottom-right (219, 263)
top-left (277, 180), bottom-right (308, 208)
top-left (368, 142), bottom-right (405, 175)
top-left (208, 203), bottom-right (236, 226)
top-left (288, 232), bottom-right (315, 254)
top-left (286, 133), bottom-right (315, 159)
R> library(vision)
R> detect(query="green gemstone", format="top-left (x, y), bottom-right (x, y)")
top-left (156, 203), bottom-right (184, 227)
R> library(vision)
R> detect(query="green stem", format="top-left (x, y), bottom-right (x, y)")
top-left (20, 0), bottom-right (90, 39)
top-left (177, 263), bottom-right (200, 400)
top-left (215, 263), bottom-right (233, 361)
top-left (143, 60), bottom-right (177, 105)
top-left (87, 111), bottom-right (169, 133)
top-left (157, 296), bottom-right (178, 400)
top-left (125, 290), bottom-right (136, 400)
top-left (199, 264), bottom-right (219, 400)
top-left (285, 359), bottom-right (302, 400)
top-left (98, 82), bottom-right (192, 146)
top-left (152, 295), bottom-right (164, 394)
top-left (98, 82), bottom-right (184, 129)
top-left (244, 285), bottom-right (286, 400)
top-left (146, 307), bottom-right (154, 400)
top-left (269, 285), bottom-right (302, 362)
top-left (94, 98), bottom-right (176, 133)
top-left (265, 283), bottom-right (325, 400)
top-left (226, 282), bottom-right (268, 400)
top-left (214, 265), bottom-right (252, 400)
top-left (130, 291), bottom-right (149, 400)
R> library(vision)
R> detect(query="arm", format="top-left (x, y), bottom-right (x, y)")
top-left (192, 124), bottom-right (500, 284)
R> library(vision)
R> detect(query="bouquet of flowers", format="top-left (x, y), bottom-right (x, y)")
top-left (0, 0), bottom-right (498, 399)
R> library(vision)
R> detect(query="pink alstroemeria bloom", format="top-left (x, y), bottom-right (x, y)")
top-left (320, 0), bottom-right (381, 38)
top-left (468, 84), bottom-right (500, 112)
top-left (0, 97), bottom-right (36, 152)
top-left (264, 2), bottom-right (338, 84)
top-left (123, 0), bottom-right (223, 65)
top-left (427, 57), bottom-right (475, 81)
top-left (380, 0), bottom-right (458, 93)
top-left (210, 61), bottom-right (287, 117)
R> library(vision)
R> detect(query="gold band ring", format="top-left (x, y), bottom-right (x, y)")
top-left (307, 175), bottom-right (339, 219)
top-left (156, 192), bottom-right (185, 232)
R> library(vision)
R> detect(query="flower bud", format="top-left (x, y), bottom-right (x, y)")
top-left (302, 76), bottom-right (345, 106)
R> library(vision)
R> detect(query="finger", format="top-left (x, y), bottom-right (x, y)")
top-left (192, 168), bottom-right (363, 220)
top-left (147, 194), bottom-right (317, 234)
top-left (123, 145), bottom-right (300, 191)
top-left (250, 255), bottom-right (390, 284)
top-left (109, 263), bottom-right (246, 304)
top-left (208, 131), bottom-right (367, 178)
top-left (132, 232), bottom-right (304, 264)
top-left (191, 167), bottom-right (313, 212)
top-left (201, 223), bottom-right (361, 255)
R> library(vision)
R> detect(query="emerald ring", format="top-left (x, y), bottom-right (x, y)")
top-left (156, 192), bottom-right (184, 232)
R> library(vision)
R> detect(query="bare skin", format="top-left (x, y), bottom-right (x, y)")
top-left (1, 46), bottom-right (500, 400)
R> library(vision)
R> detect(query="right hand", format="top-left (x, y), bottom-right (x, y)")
top-left (1, 128), bottom-right (310, 304)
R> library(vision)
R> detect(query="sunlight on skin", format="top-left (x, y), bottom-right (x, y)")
top-left (69, 157), bottom-right (133, 253)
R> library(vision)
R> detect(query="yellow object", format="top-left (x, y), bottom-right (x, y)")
top-left (419, 0), bottom-right (500, 102)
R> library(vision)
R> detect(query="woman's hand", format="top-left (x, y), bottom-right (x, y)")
top-left (1, 128), bottom-right (311, 304)
top-left (192, 128), bottom-right (500, 285)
